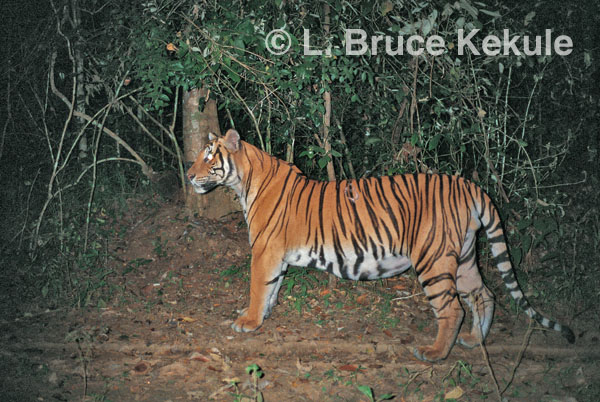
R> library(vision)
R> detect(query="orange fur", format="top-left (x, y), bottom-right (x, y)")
top-left (187, 129), bottom-right (574, 362)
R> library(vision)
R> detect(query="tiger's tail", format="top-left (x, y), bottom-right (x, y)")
top-left (478, 191), bottom-right (575, 344)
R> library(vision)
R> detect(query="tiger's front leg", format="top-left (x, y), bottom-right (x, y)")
top-left (231, 252), bottom-right (286, 333)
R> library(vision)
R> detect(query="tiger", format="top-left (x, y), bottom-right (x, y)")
top-left (187, 129), bottom-right (575, 362)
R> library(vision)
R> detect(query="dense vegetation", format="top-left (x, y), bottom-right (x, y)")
top-left (0, 0), bottom-right (598, 319)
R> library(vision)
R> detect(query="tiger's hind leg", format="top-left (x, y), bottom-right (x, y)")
top-left (413, 256), bottom-right (463, 362)
top-left (456, 250), bottom-right (494, 348)
top-left (457, 286), bottom-right (494, 348)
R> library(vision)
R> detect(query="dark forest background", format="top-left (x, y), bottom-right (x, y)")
top-left (0, 0), bottom-right (598, 322)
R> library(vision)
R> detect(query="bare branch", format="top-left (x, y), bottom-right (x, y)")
top-left (49, 52), bottom-right (154, 178)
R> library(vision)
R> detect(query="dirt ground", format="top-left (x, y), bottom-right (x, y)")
top-left (1, 198), bottom-right (598, 401)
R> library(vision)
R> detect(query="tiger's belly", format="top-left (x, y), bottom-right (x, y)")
top-left (284, 247), bottom-right (412, 281)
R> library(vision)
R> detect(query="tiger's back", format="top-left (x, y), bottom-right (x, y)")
top-left (188, 129), bottom-right (574, 362)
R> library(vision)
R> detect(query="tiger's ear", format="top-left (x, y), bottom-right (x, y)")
top-left (223, 129), bottom-right (241, 152)
top-left (208, 132), bottom-right (218, 141)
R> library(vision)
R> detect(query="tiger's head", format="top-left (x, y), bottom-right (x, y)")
top-left (187, 129), bottom-right (241, 194)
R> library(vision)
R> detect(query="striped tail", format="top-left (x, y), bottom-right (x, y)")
top-left (479, 195), bottom-right (575, 344)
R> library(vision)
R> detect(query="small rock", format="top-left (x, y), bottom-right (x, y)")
top-left (48, 372), bottom-right (58, 385)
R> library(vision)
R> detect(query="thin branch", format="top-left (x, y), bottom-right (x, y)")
top-left (32, 2), bottom-right (78, 252)
top-left (121, 100), bottom-right (176, 157)
top-left (501, 320), bottom-right (534, 395)
top-left (220, 78), bottom-right (265, 150)
top-left (0, 71), bottom-right (10, 163)
top-left (49, 54), bottom-right (153, 178)
top-left (52, 158), bottom-right (143, 200)
top-left (84, 98), bottom-right (111, 250)
top-left (166, 86), bottom-right (187, 191)
top-left (128, 95), bottom-right (175, 139)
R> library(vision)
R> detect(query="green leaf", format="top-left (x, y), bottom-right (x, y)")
top-left (298, 150), bottom-right (314, 159)
top-left (233, 38), bottom-right (245, 51)
top-left (428, 134), bottom-right (441, 150)
top-left (584, 51), bottom-right (592, 68)
top-left (524, 11), bottom-right (536, 26)
top-left (357, 385), bottom-right (374, 400)
top-left (318, 156), bottom-right (331, 169)
top-left (245, 363), bottom-right (261, 375)
top-left (512, 248), bottom-right (522, 267)
top-left (422, 19), bottom-right (432, 36)
top-left (459, 0), bottom-right (478, 18)
top-left (410, 132), bottom-right (420, 146)
top-left (480, 9), bottom-right (501, 18)
top-left (365, 137), bottom-right (381, 146)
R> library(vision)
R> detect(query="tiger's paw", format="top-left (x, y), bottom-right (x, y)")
top-left (456, 333), bottom-right (480, 349)
top-left (231, 313), bottom-right (262, 333)
top-left (413, 346), bottom-right (447, 363)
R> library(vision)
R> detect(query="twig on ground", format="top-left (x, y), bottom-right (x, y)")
top-left (470, 294), bottom-right (501, 401)
top-left (501, 319), bottom-right (534, 395)
top-left (391, 292), bottom-right (424, 301)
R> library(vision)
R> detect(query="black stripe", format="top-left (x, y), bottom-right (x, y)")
top-left (265, 273), bottom-right (284, 285)
top-left (421, 273), bottom-right (454, 288)
top-left (487, 235), bottom-right (504, 244)
top-left (494, 250), bottom-right (510, 264)
top-left (318, 182), bottom-right (328, 243)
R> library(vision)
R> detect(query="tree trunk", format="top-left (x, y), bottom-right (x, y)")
top-left (323, 3), bottom-right (338, 289)
top-left (322, 3), bottom-right (336, 183)
top-left (70, 0), bottom-right (87, 159)
top-left (183, 88), bottom-right (240, 219)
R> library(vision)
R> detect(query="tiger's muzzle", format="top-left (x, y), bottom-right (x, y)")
top-left (187, 173), bottom-right (218, 194)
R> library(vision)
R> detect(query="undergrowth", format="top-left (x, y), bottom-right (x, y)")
top-left (0, 167), bottom-right (160, 315)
